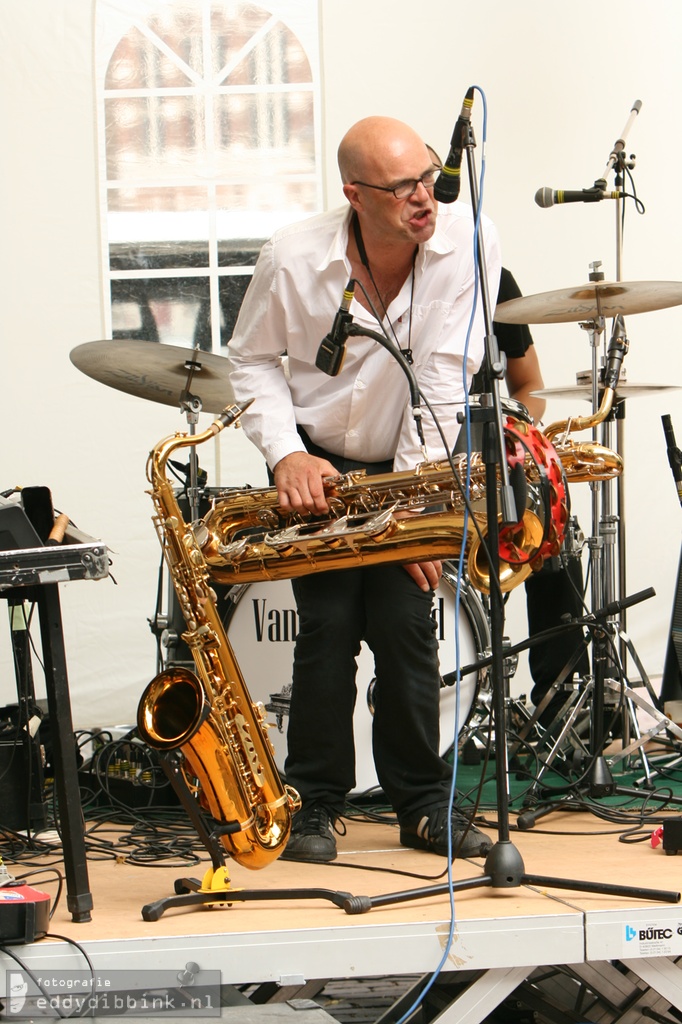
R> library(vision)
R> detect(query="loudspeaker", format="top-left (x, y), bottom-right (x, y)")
top-left (0, 705), bottom-right (48, 831)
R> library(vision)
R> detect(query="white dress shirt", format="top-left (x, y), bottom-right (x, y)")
top-left (227, 202), bottom-right (501, 473)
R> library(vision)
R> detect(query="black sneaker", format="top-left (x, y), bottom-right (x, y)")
top-left (280, 804), bottom-right (340, 863)
top-left (400, 806), bottom-right (493, 859)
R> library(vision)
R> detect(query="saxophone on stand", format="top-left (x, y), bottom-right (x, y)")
top-left (137, 403), bottom-right (300, 871)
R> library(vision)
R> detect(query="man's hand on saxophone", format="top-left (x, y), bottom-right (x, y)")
top-left (273, 451), bottom-right (338, 515)
top-left (275, 452), bottom-right (443, 592)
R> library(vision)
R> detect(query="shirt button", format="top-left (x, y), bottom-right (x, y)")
top-left (347, 429), bottom-right (357, 438)
top-left (355, 379), bottom-right (366, 389)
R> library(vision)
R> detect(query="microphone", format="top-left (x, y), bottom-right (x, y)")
top-left (433, 87), bottom-right (474, 204)
top-left (534, 185), bottom-right (621, 208)
top-left (590, 587), bottom-right (655, 622)
top-left (663, 414), bottom-right (682, 508)
top-left (602, 315), bottom-right (629, 391)
top-left (315, 280), bottom-right (356, 376)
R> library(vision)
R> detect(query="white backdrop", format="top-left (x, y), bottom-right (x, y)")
top-left (1, 0), bottom-right (681, 731)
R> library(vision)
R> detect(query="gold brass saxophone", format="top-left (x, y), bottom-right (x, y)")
top-left (544, 385), bottom-right (624, 482)
top-left (197, 416), bottom-right (573, 595)
top-left (137, 403), bottom-right (300, 871)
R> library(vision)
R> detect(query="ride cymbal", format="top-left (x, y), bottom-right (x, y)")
top-left (495, 280), bottom-right (682, 324)
top-left (532, 383), bottom-right (681, 401)
top-left (70, 339), bottom-right (235, 414)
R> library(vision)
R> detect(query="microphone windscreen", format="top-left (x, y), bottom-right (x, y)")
top-left (534, 187), bottom-right (554, 208)
top-left (433, 174), bottom-right (460, 204)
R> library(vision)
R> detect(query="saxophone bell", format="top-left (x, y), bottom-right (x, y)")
top-left (138, 667), bottom-right (210, 751)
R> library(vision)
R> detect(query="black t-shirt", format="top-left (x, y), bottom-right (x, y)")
top-left (470, 267), bottom-right (534, 394)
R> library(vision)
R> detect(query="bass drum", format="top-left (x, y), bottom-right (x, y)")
top-left (221, 566), bottom-right (490, 796)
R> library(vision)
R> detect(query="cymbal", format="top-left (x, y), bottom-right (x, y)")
top-left (532, 383), bottom-right (681, 401)
top-left (494, 280), bottom-right (682, 324)
top-left (70, 339), bottom-right (234, 414)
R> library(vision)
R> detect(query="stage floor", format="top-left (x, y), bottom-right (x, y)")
top-left (3, 804), bottom-right (682, 1023)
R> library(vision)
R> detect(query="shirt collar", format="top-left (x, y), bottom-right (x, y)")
top-left (316, 205), bottom-right (456, 275)
top-left (317, 207), bottom-right (354, 273)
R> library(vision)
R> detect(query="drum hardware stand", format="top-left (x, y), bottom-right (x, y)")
top-left (511, 649), bottom-right (590, 781)
top-left (543, 272), bottom-right (655, 780)
top-left (505, 591), bottom-right (682, 829)
top-left (454, 637), bottom-right (520, 765)
top-left (463, 588), bottom-right (663, 809)
top-left (177, 357), bottom-right (208, 523)
top-left (659, 414), bottom-right (682, 717)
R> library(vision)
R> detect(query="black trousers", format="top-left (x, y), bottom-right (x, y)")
top-left (525, 554), bottom-right (590, 710)
top-left (281, 430), bottom-right (452, 823)
top-left (286, 563), bottom-right (452, 822)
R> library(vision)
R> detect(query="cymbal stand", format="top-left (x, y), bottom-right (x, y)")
top-left (520, 305), bottom-right (675, 819)
top-left (178, 355), bottom-right (208, 522)
top-left (585, 305), bottom-right (675, 777)
top-left (150, 356), bottom-right (207, 671)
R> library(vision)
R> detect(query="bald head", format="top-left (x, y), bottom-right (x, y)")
top-left (338, 117), bottom-right (430, 185)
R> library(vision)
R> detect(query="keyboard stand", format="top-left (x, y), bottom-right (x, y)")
top-left (1, 539), bottom-right (110, 922)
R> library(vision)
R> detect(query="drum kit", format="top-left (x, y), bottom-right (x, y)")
top-left (70, 270), bottom-right (682, 794)
top-left (497, 273), bottom-right (682, 785)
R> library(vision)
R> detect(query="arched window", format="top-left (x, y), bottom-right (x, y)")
top-left (96, 0), bottom-right (321, 352)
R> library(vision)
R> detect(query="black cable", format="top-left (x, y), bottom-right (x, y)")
top-left (13, 866), bottom-right (64, 918)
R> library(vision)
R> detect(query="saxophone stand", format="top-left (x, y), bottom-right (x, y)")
top-left (142, 753), bottom-right (373, 921)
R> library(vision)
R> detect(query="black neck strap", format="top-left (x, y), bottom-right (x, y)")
top-left (352, 211), bottom-right (371, 269)
top-left (351, 212), bottom-right (415, 364)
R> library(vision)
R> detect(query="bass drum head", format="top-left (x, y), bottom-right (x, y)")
top-left (222, 567), bottom-right (490, 797)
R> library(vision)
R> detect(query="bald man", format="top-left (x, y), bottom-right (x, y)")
top-left (228, 116), bottom-right (501, 863)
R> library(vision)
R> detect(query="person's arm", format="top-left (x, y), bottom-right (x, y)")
top-left (504, 344), bottom-right (546, 425)
top-left (227, 240), bottom-right (308, 470)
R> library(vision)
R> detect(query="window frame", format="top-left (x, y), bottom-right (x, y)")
top-left (95, 0), bottom-right (323, 352)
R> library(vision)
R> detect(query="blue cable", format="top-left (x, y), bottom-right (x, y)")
top-left (393, 83), bottom-right (490, 1024)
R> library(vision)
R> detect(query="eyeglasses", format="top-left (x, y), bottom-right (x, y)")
top-left (351, 167), bottom-right (440, 201)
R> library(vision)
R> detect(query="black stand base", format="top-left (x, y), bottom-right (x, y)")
top-left (140, 836), bottom-right (680, 922)
top-left (141, 869), bottom-right (358, 922)
top-left (362, 840), bottom-right (679, 910)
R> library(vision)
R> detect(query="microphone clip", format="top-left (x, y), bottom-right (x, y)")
top-left (315, 280), bottom-right (356, 376)
top-left (315, 309), bottom-right (354, 376)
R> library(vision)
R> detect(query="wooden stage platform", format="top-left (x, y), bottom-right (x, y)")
top-left (3, 807), bottom-right (682, 1022)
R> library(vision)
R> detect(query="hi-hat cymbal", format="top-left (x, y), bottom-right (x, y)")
top-left (532, 383), bottom-right (681, 401)
top-left (70, 339), bottom-right (234, 414)
top-left (495, 280), bottom-right (682, 324)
